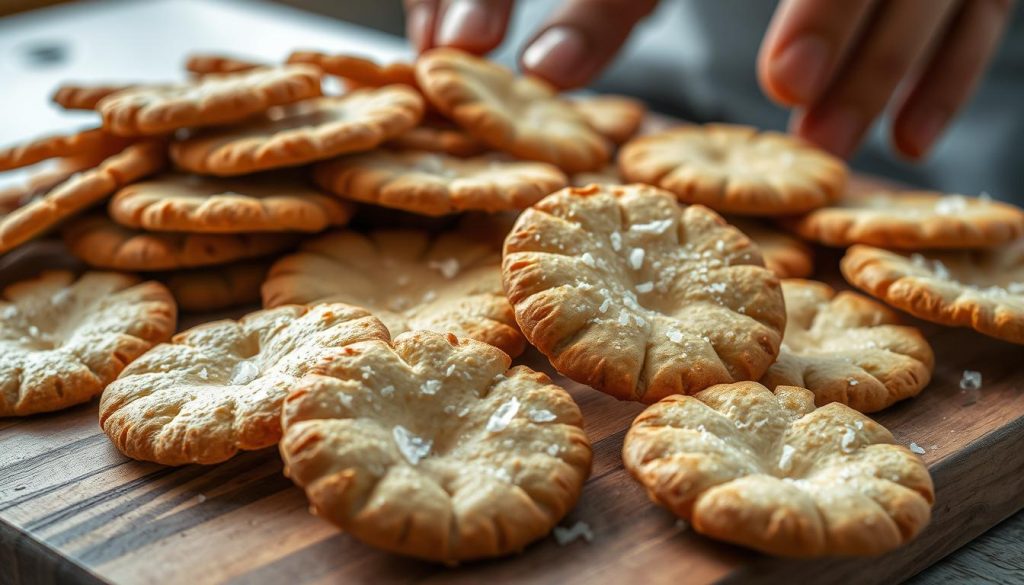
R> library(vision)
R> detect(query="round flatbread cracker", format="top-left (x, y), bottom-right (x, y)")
top-left (415, 48), bottom-right (609, 173)
top-left (387, 117), bottom-right (487, 157)
top-left (619, 124), bottom-right (848, 215)
top-left (790, 191), bottom-right (1024, 249)
top-left (263, 227), bottom-right (525, 357)
top-left (841, 243), bottom-right (1024, 344)
top-left (62, 214), bottom-right (297, 271)
top-left (52, 83), bottom-right (135, 111)
top-left (502, 184), bottom-right (786, 403)
top-left (728, 217), bottom-right (814, 278)
top-left (287, 50), bottom-right (417, 87)
top-left (185, 53), bottom-right (263, 76)
top-left (109, 172), bottom-right (355, 233)
top-left (170, 87), bottom-right (424, 176)
top-left (100, 303), bottom-right (389, 465)
top-left (0, 128), bottom-right (133, 172)
top-left (623, 382), bottom-right (934, 557)
top-left (98, 65), bottom-right (323, 136)
top-left (313, 151), bottom-right (567, 216)
top-left (280, 329), bottom-right (592, 562)
top-left (0, 141), bottom-right (167, 255)
top-left (159, 260), bottom-right (268, 312)
top-left (571, 95), bottom-right (646, 144)
top-left (1, 270), bottom-right (176, 416)
top-left (761, 280), bottom-right (934, 412)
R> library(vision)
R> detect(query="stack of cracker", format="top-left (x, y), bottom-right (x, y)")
top-left (2, 45), bottom-right (1023, 564)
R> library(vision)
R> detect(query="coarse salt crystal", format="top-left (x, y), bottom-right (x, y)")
top-left (28, 325), bottom-right (40, 337)
top-left (446, 364), bottom-right (456, 377)
top-left (934, 195), bottom-right (968, 215)
top-left (715, 240), bottom-right (725, 252)
top-left (198, 367), bottom-right (209, 380)
top-left (581, 253), bottom-right (596, 268)
top-left (778, 445), bottom-right (796, 472)
top-left (848, 378), bottom-right (859, 386)
top-left (909, 442), bottom-right (926, 455)
top-left (553, 521), bottom-right (594, 545)
top-left (229, 360), bottom-right (260, 385)
top-left (486, 397), bottom-right (520, 433)
top-left (428, 258), bottom-right (460, 279)
top-left (546, 444), bottom-right (561, 456)
top-left (598, 298), bottom-right (612, 313)
top-left (610, 231), bottom-right (622, 251)
top-left (393, 425), bottom-right (432, 465)
top-left (421, 379), bottom-right (442, 395)
top-left (617, 311), bottom-right (630, 326)
top-left (635, 281), bottom-right (654, 293)
top-left (528, 409), bottom-right (557, 423)
top-left (666, 330), bottom-right (683, 344)
top-left (840, 428), bottom-right (856, 453)
top-left (380, 385), bottom-right (396, 398)
top-left (960, 370), bottom-right (982, 391)
top-left (629, 248), bottom-right (645, 270)
top-left (630, 219), bottom-right (672, 234)
top-left (707, 282), bottom-right (727, 294)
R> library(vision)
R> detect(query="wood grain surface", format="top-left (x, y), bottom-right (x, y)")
top-left (2, 188), bottom-right (1023, 585)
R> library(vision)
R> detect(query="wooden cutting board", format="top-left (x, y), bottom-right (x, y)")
top-left (2, 186), bottom-right (1023, 585)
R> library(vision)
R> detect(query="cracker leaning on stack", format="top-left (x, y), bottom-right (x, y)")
top-left (3, 45), bottom-right (1023, 563)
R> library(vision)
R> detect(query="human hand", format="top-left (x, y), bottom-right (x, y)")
top-left (403, 0), bottom-right (659, 88)
top-left (759, 0), bottom-right (1015, 159)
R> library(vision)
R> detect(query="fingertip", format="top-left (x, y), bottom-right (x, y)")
top-left (406, 2), bottom-right (436, 52)
top-left (436, 0), bottom-right (510, 54)
top-left (760, 35), bottom-right (831, 107)
top-left (520, 26), bottom-right (593, 89)
top-left (891, 105), bottom-right (948, 160)
top-left (792, 104), bottom-right (863, 159)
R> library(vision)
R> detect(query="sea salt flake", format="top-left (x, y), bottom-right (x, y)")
top-left (778, 445), bottom-right (796, 472)
top-left (598, 298), bottom-right (612, 313)
top-left (27, 325), bottom-right (40, 337)
top-left (229, 360), bottom-right (260, 385)
top-left (610, 231), bottom-right (622, 251)
top-left (666, 329), bottom-right (683, 344)
top-left (529, 408), bottom-right (557, 423)
top-left (630, 219), bottom-right (672, 234)
top-left (581, 252), bottom-right (596, 268)
top-left (934, 195), bottom-right (968, 215)
top-left (909, 442), bottom-right (926, 455)
top-left (960, 370), bottom-right (982, 391)
top-left (380, 385), bottom-right (396, 398)
top-left (546, 444), bottom-right (560, 456)
top-left (445, 364), bottom-right (456, 377)
top-left (617, 311), bottom-right (630, 326)
top-left (635, 281), bottom-right (654, 293)
top-left (360, 365), bottom-right (373, 380)
top-left (486, 397), bottom-right (520, 433)
top-left (847, 378), bottom-right (859, 386)
top-left (553, 521), bottom-right (594, 545)
top-left (428, 258), bottom-right (460, 279)
top-left (421, 379), bottom-right (442, 395)
top-left (707, 282), bottom-right (727, 294)
top-left (629, 248), bottom-right (645, 270)
top-left (715, 239), bottom-right (725, 252)
top-left (198, 367), bottom-right (209, 381)
top-left (840, 428), bottom-right (857, 453)
top-left (393, 425), bottom-right (432, 465)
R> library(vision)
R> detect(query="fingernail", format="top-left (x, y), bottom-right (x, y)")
top-left (521, 26), bottom-right (589, 86)
top-left (769, 35), bottom-right (829, 104)
top-left (437, 0), bottom-right (493, 48)
top-left (798, 105), bottom-right (863, 158)
top-left (406, 4), bottom-right (432, 52)
top-left (897, 106), bottom-right (949, 158)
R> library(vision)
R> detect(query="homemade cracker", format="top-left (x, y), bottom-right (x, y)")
top-left (619, 124), bottom-right (847, 215)
top-left (571, 95), bottom-right (646, 144)
top-left (842, 243), bottom-right (1024, 344)
top-left (280, 330), bottom-right (591, 562)
top-left (185, 53), bottom-right (262, 76)
top-left (0, 128), bottom-right (132, 172)
top-left (387, 117), bottom-right (487, 157)
top-left (160, 260), bottom-right (268, 312)
top-left (170, 87), bottom-right (424, 176)
top-left (98, 65), bottom-right (322, 136)
top-left (62, 214), bottom-right (297, 271)
top-left (313, 151), bottom-right (566, 216)
top-left (761, 280), bottom-right (934, 412)
top-left (791, 191), bottom-right (1024, 249)
top-left (287, 50), bottom-right (417, 87)
top-left (1, 270), bottom-right (176, 416)
top-left (623, 382), bottom-right (934, 557)
top-left (100, 303), bottom-right (388, 465)
top-left (263, 227), bottom-right (525, 357)
top-left (52, 83), bottom-right (134, 111)
top-left (415, 48), bottom-right (609, 173)
top-left (502, 184), bottom-right (786, 403)
top-left (728, 217), bottom-right (814, 279)
top-left (109, 172), bottom-right (355, 233)
top-left (0, 142), bottom-right (166, 255)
